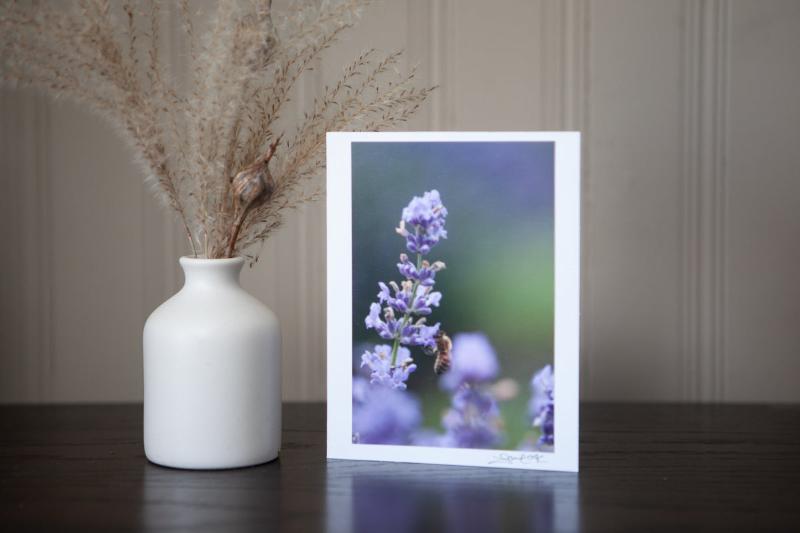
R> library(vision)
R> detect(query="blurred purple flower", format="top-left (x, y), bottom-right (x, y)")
top-left (434, 333), bottom-right (503, 449)
top-left (530, 364), bottom-right (554, 415)
top-left (441, 387), bottom-right (502, 448)
top-left (440, 332), bottom-right (500, 391)
top-left (353, 377), bottom-right (422, 444)
top-left (529, 364), bottom-right (554, 447)
top-left (352, 375), bottom-right (370, 404)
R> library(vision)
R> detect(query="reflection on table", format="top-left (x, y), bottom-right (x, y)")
top-left (325, 460), bottom-right (578, 533)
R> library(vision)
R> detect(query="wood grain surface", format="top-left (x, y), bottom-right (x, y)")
top-left (1, 403), bottom-right (798, 532)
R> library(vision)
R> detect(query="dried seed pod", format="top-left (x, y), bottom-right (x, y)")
top-left (225, 136), bottom-right (282, 258)
top-left (225, 163), bottom-right (274, 258)
top-left (232, 161), bottom-right (275, 211)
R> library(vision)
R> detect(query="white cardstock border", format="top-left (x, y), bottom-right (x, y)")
top-left (326, 131), bottom-right (580, 472)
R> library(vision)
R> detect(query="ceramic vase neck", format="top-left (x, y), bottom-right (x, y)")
top-left (179, 257), bottom-right (244, 289)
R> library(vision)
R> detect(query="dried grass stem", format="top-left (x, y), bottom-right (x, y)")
top-left (1, 0), bottom-right (434, 260)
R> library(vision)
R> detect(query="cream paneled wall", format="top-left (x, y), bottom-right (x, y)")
top-left (1, 0), bottom-right (799, 403)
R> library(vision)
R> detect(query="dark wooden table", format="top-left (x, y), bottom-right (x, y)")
top-left (1, 403), bottom-right (798, 532)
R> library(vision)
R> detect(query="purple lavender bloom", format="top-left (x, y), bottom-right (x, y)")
top-left (352, 377), bottom-right (422, 444)
top-left (360, 345), bottom-right (392, 382)
top-left (440, 332), bottom-right (500, 391)
top-left (364, 290), bottom-right (442, 347)
top-left (376, 280), bottom-right (442, 317)
top-left (361, 345), bottom-right (417, 390)
top-left (400, 321), bottom-right (440, 349)
top-left (529, 364), bottom-right (554, 446)
top-left (402, 189), bottom-right (448, 228)
top-left (436, 332), bottom-right (503, 448)
top-left (409, 288), bottom-right (442, 316)
top-left (397, 254), bottom-right (446, 287)
top-left (441, 387), bottom-right (502, 448)
top-left (362, 191), bottom-right (447, 391)
top-left (530, 364), bottom-right (554, 416)
top-left (418, 291), bottom-right (442, 313)
top-left (377, 281), bottom-right (410, 313)
top-left (396, 190), bottom-right (448, 255)
top-left (364, 303), bottom-right (391, 337)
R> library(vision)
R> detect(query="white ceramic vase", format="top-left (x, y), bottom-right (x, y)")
top-left (143, 257), bottom-right (281, 469)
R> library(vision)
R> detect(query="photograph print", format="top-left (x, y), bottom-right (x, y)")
top-left (327, 132), bottom-right (579, 471)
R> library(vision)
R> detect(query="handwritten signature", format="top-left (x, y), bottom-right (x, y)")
top-left (488, 452), bottom-right (545, 465)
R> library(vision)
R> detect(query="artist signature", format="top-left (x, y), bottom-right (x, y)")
top-left (488, 452), bottom-right (545, 465)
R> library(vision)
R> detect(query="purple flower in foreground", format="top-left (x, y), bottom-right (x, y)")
top-left (396, 190), bottom-right (448, 255)
top-left (361, 345), bottom-right (417, 390)
top-left (353, 377), bottom-right (421, 444)
top-left (440, 332), bottom-right (500, 391)
top-left (529, 364), bottom-right (554, 447)
top-left (362, 190), bottom-right (447, 390)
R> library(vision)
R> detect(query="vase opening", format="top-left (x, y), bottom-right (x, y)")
top-left (179, 256), bottom-right (245, 288)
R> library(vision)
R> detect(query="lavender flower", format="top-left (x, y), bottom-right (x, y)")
top-left (440, 332), bottom-right (500, 391)
top-left (397, 254), bottom-right (446, 287)
top-left (529, 364), bottom-right (554, 447)
top-left (438, 332), bottom-right (503, 448)
top-left (361, 345), bottom-right (417, 390)
top-left (441, 387), bottom-right (502, 448)
top-left (363, 191), bottom-right (448, 389)
top-left (377, 280), bottom-right (442, 316)
top-left (396, 190), bottom-right (448, 255)
top-left (352, 377), bottom-right (422, 444)
top-left (364, 303), bottom-right (441, 352)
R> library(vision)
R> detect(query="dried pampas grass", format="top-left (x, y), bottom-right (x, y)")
top-left (0, 0), bottom-right (434, 259)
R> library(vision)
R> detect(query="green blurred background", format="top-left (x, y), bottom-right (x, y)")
top-left (351, 141), bottom-right (554, 448)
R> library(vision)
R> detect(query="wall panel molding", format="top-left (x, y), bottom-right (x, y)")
top-left (681, 0), bottom-right (730, 402)
top-left (535, 0), bottom-right (592, 395)
top-left (3, 0), bottom-right (798, 404)
top-left (429, 0), bottom-right (456, 130)
top-left (0, 90), bottom-right (55, 402)
top-left (562, 0), bottom-right (592, 396)
top-left (35, 95), bottom-right (54, 402)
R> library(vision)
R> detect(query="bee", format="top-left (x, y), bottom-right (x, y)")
top-left (425, 331), bottom-right (453, 375)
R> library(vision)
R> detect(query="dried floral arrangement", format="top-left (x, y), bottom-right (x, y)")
top-left (352, 190), bottom-right (555, 450)
top-left (0, 0), bottom-right (434, 260)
